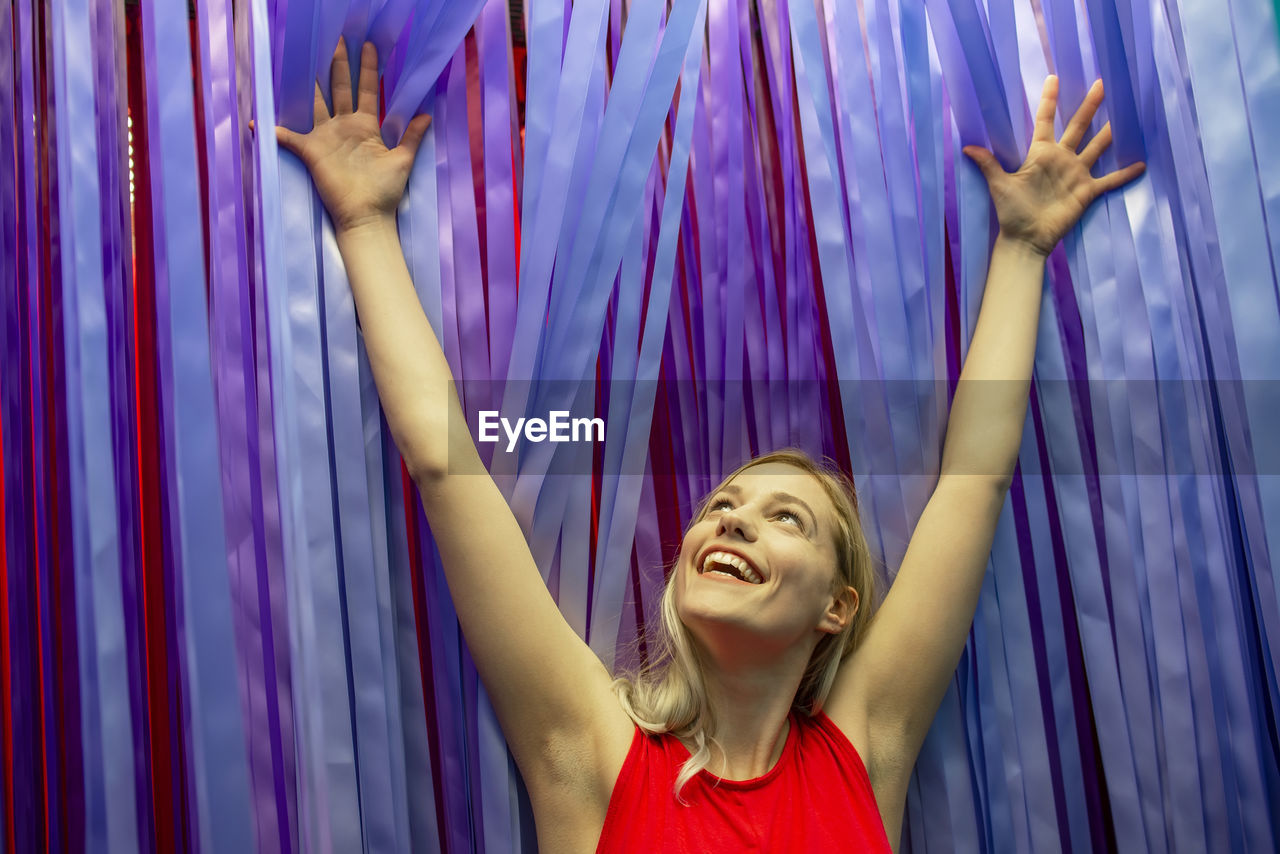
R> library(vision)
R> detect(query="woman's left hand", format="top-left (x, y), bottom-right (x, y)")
top-left (963, 76), bottom-right (1146, 258)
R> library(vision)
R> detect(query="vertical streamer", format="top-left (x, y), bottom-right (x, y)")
top-left (8, 0), bottom-right (1280, 850)
top-left (50, 0), bottom-right (137, 848)
top-left (138, 0), bottom-right (255, 849)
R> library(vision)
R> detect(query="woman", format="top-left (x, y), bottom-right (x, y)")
top-left (275, 39), bottom-right (1144, 852)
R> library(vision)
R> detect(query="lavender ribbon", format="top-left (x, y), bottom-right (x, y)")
top-left (197, 0), bottom-right (290, 847)
top-left (102, 2), bottom-right (1277, 850)
top-left (380, 0), bottom-right (490, 145)
top-left (50, 0), bottom-right (139, 847)
top-left (139, 0), bottom-right (257, 849)
top-left (591, 0), bottom-right (709, 659)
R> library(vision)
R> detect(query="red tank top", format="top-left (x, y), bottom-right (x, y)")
top-left (595, 711), bottom-right (892, 852)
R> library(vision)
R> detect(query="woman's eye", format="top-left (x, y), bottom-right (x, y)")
top-left (710, 499), bottom-right (733, 511)
top-left (775, 511), bottom-right (800, 525)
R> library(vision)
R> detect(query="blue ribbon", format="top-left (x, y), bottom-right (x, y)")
top-left (479, 0), bottom-right (519, 402)
top-left (50, 0), bottom-right (138, 848)
top-left (825, 0), bottom-right (926, 559)
top-left (90, 0), bottom-right (152, 845)
top-left (591, 0), bottom-right (708, 659)
top-left (274, 0), bottom-right (323, 131)
top-left (532, 0), bottom-right (702, 493)
top-left (251, 0), bottom-right (331, 850)
top-left (381, 0), bottom-right (489, 145)
top-left (241, 3), bottom-right (303, 847)
top-left (318, 210), bottom-right (403, 852)
top-left (211, 3), bottom-right (1280, 850)
top-left (435, 43), bottom-right (519, 853)
top-left (377, 415), bottom-right (439, 852)
top-left (279, 152), bottom-right (363, 853)
top-left (140, 0), bottom-right (257, 849)
top-left (399, 85), bottom-right (483, 852)
top-left (788, 0), bottom-right (900, 572)
top-left (197, 0), bottom-right (286, 846)
top-left (16, 0), bottom-right (60, 843)
top-left (498, 0), bottom-right (610, 472)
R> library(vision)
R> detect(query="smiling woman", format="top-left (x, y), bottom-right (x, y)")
top-left (613, 450), bottom-right (877, 800)
top-left (11, 0), bottom-right (1280, 848)
top-left (276, 34), bottom-right (1144, 854)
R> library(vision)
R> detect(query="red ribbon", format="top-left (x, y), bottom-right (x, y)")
top-left (124, 6), bottom-right (184, 851)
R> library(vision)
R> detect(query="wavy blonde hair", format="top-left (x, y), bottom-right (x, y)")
top-left (612, 449), bottom-right (878, 800)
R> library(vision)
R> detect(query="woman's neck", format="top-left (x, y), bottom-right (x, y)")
top-left (696, 650), bottom-right (809, 780)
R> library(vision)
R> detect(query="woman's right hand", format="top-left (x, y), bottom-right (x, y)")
top-left (275, 39), bottom-right (432, 233)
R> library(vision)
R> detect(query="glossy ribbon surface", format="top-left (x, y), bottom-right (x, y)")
top-left (3, 0), bottom-right (1278, 850)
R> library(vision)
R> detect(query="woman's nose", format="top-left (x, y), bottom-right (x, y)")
top-left (716, 507), bottom-right (756, 539)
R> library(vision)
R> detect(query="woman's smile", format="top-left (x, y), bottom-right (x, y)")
top-left (697, 548), bottom-right (766, 583)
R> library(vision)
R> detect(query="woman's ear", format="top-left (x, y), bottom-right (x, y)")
top-left (820, 585), bottom-right (859, 634)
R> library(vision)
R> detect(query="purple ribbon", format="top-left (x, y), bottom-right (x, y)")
top-left (50, 0), bottom-right (138, 847)
top-left (91, 0), bottom-right (155, 845)
top-left (126, 2), bottom-right (1279, 850)
top-left (591, 0), bottom-right (708, 658)
top-left (380, 0), bottom-right (489, 145)
top-left (0, 4), bottom-right (42, 847)
top-left (479, 0), bottom-right (519, 397)
top-left (238, 1), bottom-right (303, 847)
top-left (399, 83), bottom-right (480, 851)
top-left (197, 0), bottom-right (290, 847)
top-left (140, 0), bottom-right (258, 848)
top-left (318, 204), bottom-right (403, 851)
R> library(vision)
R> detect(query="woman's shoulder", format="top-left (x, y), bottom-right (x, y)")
top-left (798, 710), bottom-right (876, 784)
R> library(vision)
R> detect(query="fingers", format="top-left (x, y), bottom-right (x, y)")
top-left (250, 119), bottom-right (300, 157)
top-left (313, 81), bottom-right (329, 127)
top-left (1032, 76), bottom-right (1059, 144)
top-left (357, 41), bottom-right (380, 115)
top-left (962, 145), bottom-right (1005, 183)
top-left (395, 113), bottom-right (433, 164)
top-left (331, 37), bottom-right (354, 114)
top-left (1079, 122), bottom-right (1112, 167)
top-left (275, 126), bottom-right (305, 156)
top-left (1093, 161), bottom-right (1146, 195)
top-left (1061, 79), bottom-right (1104, 150)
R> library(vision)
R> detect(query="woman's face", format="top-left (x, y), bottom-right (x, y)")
top-left (673, 462), bottom-right (853, 659)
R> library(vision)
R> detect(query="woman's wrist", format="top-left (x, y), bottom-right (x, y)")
top-left (993, 230), bottom-right (1054, 263)
top-left (335, 211), bottom-right (399, 242)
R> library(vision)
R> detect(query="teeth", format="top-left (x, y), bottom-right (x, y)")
top-left (700, 551), bottom-right (762, 584)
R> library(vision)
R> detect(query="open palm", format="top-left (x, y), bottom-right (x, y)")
top-left (276, 39), bottom-right (432, 233)
top-left (964, 77), bottom-right (1145, 257)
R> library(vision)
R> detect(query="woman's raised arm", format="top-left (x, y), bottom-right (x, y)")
top-left (276, 40), bottom-right (633, 802)
top-left (826, 78), bottom-right (1145, 771)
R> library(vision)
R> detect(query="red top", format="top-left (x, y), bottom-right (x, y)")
top-left (596, 711), bottom-right (892, 852)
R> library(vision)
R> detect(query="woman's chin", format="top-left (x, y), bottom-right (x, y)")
top-left (677, 593), bottom-right (764, 642)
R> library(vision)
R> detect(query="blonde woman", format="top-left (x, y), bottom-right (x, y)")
top-left (276, 39), bottom-right (1144, 852)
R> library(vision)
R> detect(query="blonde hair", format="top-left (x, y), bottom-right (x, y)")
top-left (612, 449), bottom-right (878, 800)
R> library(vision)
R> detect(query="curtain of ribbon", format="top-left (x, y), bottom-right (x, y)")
top-left (2, 0), bottom-right (1278, 850)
